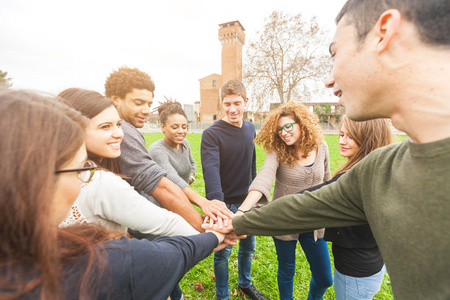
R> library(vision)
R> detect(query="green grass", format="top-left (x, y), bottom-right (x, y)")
top-left (143, 132), bottom-right (406, 299)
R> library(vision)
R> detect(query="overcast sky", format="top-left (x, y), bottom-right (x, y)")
top-left (1, 0), bottom-right (347, 107)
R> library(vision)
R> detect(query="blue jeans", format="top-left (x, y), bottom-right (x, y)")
top-left (334, 265), bottom-right (386, 300)
top-left (169, 283), bottom-right (182, 300)
top-left (272, 232), bottom-right (333, 300)
top-left (214, 203), bottom-right (256, 300)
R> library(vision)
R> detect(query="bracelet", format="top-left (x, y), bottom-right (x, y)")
top-left (237, 208), bottom-right (250, 213)
top-left (189, 175), bottom-right (195, 182)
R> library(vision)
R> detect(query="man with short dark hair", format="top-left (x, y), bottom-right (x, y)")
top-left (201, 79), bottom-right (267, 300)
top-left (204, 1), bottom-right (450, 299)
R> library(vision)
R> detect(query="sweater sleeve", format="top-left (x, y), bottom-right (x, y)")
top-left (201, 129), bottom-right (224, 201)
top-left (88, 171), bottom-right (199, 236)
top-left (149, 142), bottom-right (189, 190)
top-left (248, 151), bottom-right (278, 203)
top-left (118, 121), bottom-right (167, 196)
top-left (233, 169), bottom-right (368, 237)
top-left (111, 233), bottom-right (218, 299)
top-left (322, 142), bottom-right (331, 182)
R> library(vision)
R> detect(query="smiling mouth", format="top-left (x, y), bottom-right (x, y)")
top-left (109, 142), bottom-right (121, 148)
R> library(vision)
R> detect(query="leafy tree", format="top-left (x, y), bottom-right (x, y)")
top-left (244, 11), bottom-right (331, 110)
top-left (0, 70), bottom-right (13, 88)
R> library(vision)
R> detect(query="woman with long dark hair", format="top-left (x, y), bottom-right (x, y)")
top-left (58, 88), bottom-right (198, 237)
top-left (0, 89), bottom-right (226, 299)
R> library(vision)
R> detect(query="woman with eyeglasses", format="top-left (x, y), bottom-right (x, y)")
top-left (235, 102), bottom-right (333, 300)
top-left (0, 89), bottom-right (226, 299)
top-left (57, 88), bottom-right (199, 237)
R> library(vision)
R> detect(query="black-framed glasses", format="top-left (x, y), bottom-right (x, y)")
top-left (55, 160), bottom-right (98, 183)
top-left (276, 122), bottom-right (296, 134)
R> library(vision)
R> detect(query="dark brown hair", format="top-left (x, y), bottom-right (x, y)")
top-left (336, 0), bottom-right (450, 46)
top-left (104, 66), bottom-right (155, 99)
top-left (0, 89), bottom-right (121, 299)
top-left (334, 115), bottom-right (394, 176)
top-left (255, 101), bottom-right (323, 166)
top-left (58, 88), bottom-right (119, 173)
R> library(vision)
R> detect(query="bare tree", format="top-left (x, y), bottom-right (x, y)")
top-left (0, 70), bottom-right (13, 88)
top-left (244, 11), bottom-right (331, 111)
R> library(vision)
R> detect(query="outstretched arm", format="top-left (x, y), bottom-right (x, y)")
top-left (152, 177), bottom-right (205, 232)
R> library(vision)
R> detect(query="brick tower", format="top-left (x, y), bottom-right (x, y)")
top-left (219, 21), bottom-right (245, 82)
top-left (199, 20), bottom-right (245, 122)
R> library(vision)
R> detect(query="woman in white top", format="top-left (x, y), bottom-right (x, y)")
top-left (58, 88), bottom-right (198, 237)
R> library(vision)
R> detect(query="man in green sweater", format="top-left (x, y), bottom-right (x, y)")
top-left (204, 0), bottom-right (450, 299)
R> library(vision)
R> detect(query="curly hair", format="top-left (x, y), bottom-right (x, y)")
top-left (104, 66), bottom-right (155, 99)
top-left (255, 102), bottom-right (323, 166)
top-left (154, 97), bottom-right (187, 125)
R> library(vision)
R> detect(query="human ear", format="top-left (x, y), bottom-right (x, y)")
top-left (111, 95), bottom-right (121, 107)
top-left (374, 9), bottom-right (401, 53)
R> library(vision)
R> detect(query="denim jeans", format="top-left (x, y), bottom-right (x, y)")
top-left (334, 265), bottom-right (386, 300)
top-left (272, 232), bottom-right (333, 300)
top-left (169, 283), bottom-right (183, 300)
top-left (214, 203), bottom-right (256, 300)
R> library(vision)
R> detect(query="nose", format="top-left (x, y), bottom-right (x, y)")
top-left (142, 105), bottom-right (151, 115)
top-left (339, 136), bottom-right (346, 145)
top-left (229, 105), bottom-right (236, 112)
top-left (325, 74), bottom-right (335, 89)
top-left (113, 126), bottom-right (124, 139)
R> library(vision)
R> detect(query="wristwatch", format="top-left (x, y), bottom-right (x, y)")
top-left (189, 175), bottom-right (195, 182)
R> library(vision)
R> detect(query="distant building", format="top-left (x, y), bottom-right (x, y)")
top-left (199, 20), bottom-right (245, 122)
top-left (183, 104), bottom-right (195, 123)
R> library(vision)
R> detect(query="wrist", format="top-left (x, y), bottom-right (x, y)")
top-left (237, 208), bottom-right (250, 213)
top-left (189, 175), bottom-right (195, 182)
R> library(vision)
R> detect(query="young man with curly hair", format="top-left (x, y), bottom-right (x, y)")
top-left (201, 79), bottom-right (267, 300)
top-left (204, 0), bottom-right (450, 299)
top-left (104, 67), bottom-right (232, 233)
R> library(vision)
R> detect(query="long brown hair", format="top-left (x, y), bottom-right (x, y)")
top-left (255, 102), bottom-right (323, 166)
top-left (0, 89), bottom-right (121, 299)
top-left (334, 115), bottom-right (394, 176)
top-left (58, 88), bottom-right (120, 173)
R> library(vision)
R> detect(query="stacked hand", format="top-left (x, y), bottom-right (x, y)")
top-left (202, 200), bottom-right (234, 228)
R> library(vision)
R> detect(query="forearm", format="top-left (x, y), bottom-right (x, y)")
top-left (233, 183), bottom-right (367, 237)
top-left (239, 190), bottom-right (263, 212)
top-left (183, 186), bottom-right (207, 208)
top-left (152, 177), bottom-right (204, 232)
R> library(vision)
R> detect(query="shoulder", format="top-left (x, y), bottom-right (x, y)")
top-left (87, 170), bottom-right (135, 193)
top-left (149, 139), bottom-right (166, 152)
top-left (183, 139), bottom-right (191, 148)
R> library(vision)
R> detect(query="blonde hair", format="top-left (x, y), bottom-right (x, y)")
top-left (334, 115), bottom-right (394, 176)
top-left (255, 102), bottom-right (323, 166)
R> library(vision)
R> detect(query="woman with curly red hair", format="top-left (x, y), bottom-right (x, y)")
top-left (236, 102), bottom-right (333, 300)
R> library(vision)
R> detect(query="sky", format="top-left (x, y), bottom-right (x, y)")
top-left (1, 0), bottom-right (347, 107)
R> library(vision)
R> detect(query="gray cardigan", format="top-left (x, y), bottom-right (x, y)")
top-left (148, 139), bottom-right (196, 190)
top-left (248, 141), bottom-right (331, 241)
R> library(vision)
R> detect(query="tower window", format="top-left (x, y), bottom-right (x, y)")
top-left (212, 80), bottom-right (216, 87)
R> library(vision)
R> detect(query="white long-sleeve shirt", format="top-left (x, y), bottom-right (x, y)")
top-left (61, 170), bottom-right (198, 237)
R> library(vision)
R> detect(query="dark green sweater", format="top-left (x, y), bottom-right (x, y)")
top-left (234, 137), bottom-right (450, 299)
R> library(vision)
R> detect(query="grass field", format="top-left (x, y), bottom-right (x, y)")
top-left (143, 132), bottom-right (406, 299)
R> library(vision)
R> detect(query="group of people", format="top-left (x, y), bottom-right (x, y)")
top-left (0, 0), bottom-right (449, 299)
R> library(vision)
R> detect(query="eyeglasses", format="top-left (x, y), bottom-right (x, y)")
top-left (276, 122), bottom-right (296, 134)
top-left (55, 160), bottom-right (98, 183)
